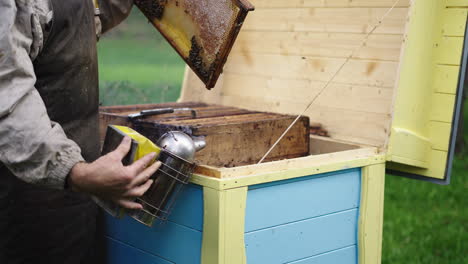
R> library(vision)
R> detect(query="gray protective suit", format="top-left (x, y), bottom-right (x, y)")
top-left (0, 0), bottom-right (134, 262)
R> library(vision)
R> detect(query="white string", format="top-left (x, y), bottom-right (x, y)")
top-left (258, 0), bottom-right (402, 164)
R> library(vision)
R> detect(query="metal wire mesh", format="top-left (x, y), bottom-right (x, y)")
top-left (128, 150), bottom-right (196, 226)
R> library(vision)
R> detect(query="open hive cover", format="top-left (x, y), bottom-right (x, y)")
top-left (134, 0), bottom-right (254, 89)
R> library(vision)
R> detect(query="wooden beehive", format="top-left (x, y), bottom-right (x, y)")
top-left (99, 102), bottom-right (310, 169)
top-left (102, 1), bottom-right (467, 264)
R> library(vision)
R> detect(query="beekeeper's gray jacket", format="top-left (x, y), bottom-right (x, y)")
top-left (0, 0), bottom-right (135, 262)
top-left (0, 0), bottom-right (133, 189)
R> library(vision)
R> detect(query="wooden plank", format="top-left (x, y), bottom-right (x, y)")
top-left (190, 115), bottom-right (310, 167)
top-left (431, 93), bottom-right (456, 122)
top-left (224, 53), bottom-right (399, 87)
top-left (160, 113), bottom-right (280, 126)
top-left (429, 121), bottom-right (451, 151)
top-left (105, 215), bottom-right (202, 264)
top-left (446, 0), bottom-right (468, 7)
top-left (387, 149), bottom-right (449, 179)
top-left (167, 184), bottom-right (203, 231)
top-left (436, 36), bottom-right (465, 65)
top-left (224, 188), bottom-right (248, 264)
top-left (387, 0), bottom-right (442, 169)
top-left (100, 102), bottom-right (207, 113)
top-left (441, 8), bottom-right (468, 36)
top-left (248, 0), bottom-right (410, 8)
top-left (201, 187), bottom-right (225, 264)
top-left (99, 102), bottom-right (208, 141)
top-left (232, 31), bottom-right (404, 61)
top-left (245, 168), bottom-right (361, 232)
top-left (190, 152), bottom-right (386, 190)
top-left (99, 104), bottom-right (258, 143)
top-left (288, 246), bottom-right (357, 264)
top-left (309, 135), bottom-right (361, 155)
top-left (202, 187), bottom-right (248, 264)
top-left (388, 127), bottom-right (431, 168)
top-left (244, 209), bottom-right (358, 264)
top-left (105, 105), bottom-right (255, 122)
top-left (204, 147), bottom-right (380, 181)
top-left (219, 95), bottom-right (390, 146)
top-left (141, 107), bottom-right (255, 122)
top-left (358, 163), bottom-right (385, 264)
top-left (115, 103), bottom-right (309, 168)
top-left (221, 73), bottom-right (394, 114)
top-left (384, 0), bottom-right (464, 180)
top-left (105, 237), bottom-right (175, 264)
top-left (242, 8), bottom-right (409, 34)
top-left (136, 115), bottom-right (309, 168)
top-left (287, 245), bottom-right (357, 264)
top-left (135, 113), bottom-right (309, 168)
top-left (433, 65), bottom-right (461, 94)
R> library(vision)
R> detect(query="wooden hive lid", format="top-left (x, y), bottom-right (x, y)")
top-left (179, 0), bottom-right (467, 183)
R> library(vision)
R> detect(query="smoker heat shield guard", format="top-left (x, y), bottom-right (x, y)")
top-left (134, 0), bottom-right (254, 89)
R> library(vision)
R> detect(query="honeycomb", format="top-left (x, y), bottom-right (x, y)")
top-left (134, 0), bottom-right (254, 89)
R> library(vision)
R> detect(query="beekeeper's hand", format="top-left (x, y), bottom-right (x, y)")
top-left (67, 136), bottom-right (161, 209)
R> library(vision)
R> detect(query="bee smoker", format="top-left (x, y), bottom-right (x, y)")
top-left (129, 131), bottom-right (206, 226)
top-left (97, 126), bottom-right (206, 227)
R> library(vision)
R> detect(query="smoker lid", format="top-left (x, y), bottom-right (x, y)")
top-left (135, 0), bottom-right (254, 89)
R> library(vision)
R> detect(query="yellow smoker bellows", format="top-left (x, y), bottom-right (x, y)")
top-left (134, 0), bottom-right (254, 89)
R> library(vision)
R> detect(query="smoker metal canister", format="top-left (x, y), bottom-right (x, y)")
top-left (98, 127), bottom-right (205, 227)
top-left (128, 131), bottom-right (205, 226)
top-left (97, 125), bottom-right (161, 218)
top-left (128, 149), bottom-right (196, 226)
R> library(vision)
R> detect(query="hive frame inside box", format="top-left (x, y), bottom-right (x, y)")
top-left (193, 134), bottom-right (379, 179)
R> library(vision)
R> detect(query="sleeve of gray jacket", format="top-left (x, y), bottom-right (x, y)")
top-left (98, 0), bottom-right (134, 34)
top-left (0, 1), bottom-right (84, 189)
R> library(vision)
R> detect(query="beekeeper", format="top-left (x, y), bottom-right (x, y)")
top-left (0, 0), bottom-right (158, 262)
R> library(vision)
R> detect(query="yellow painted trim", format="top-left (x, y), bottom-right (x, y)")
top-left (191, 154), bottom-right (386, 190)
top-left (388, 127), bottom-right (430, 168)
top-left (441, 8), bottom-right (468, 37)
top-left (434, 65), bottom-right (460, 94)
top-left (447, 0), bottom-right (468, 7)
top-left (387, 149), bottom-right (448, 179)
top-left (358, 163), bottom-right (386, 264)
top-left (436, 36), bottom-right (465, 65)
top-left (429, 121), bottom-right (451, 151)
top-left (387, 0), bottom-right (466, 180)
top-left (388, 0), bottom-right (441, 164)
top-left (431, 93), bottom-right (457, 122)
top-left (201, 187), bottom-right (247, 264)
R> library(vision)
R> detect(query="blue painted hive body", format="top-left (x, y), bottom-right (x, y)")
top-left (105, 168), bottom-right (361, 264)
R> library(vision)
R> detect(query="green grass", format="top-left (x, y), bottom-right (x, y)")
top-left (383, 97), bottom-right (468, 264)
top-left (383, 158), bottom-right (468, 264)
top-left (98, 8), bottom-right (468, 264)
